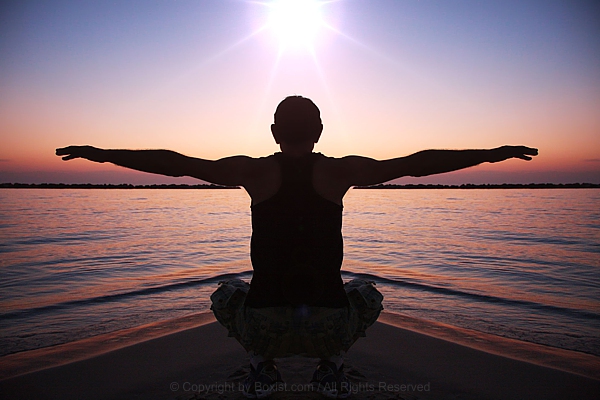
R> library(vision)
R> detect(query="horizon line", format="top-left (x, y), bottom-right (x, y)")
top-left (1, 183), bottom-right (599, 189)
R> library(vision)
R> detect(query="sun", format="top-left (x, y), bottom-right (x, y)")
top-left (266, 0), bottom-right (326, 49)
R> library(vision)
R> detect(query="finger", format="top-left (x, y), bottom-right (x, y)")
top-left (516, 155), bottom-right (532, 161)
top-left (56, 146), bottom-right (76, 155)
top-left (62, 155), bottom-right (76, 161)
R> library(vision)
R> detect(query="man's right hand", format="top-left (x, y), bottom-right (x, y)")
top-left (56, 146), bottom-right (106, 163)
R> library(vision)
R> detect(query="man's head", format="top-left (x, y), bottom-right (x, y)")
top-left (271, 96), bottom-right (323, 148)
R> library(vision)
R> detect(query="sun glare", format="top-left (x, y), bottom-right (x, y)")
top-left (267, 0), bottom-right (325, 49)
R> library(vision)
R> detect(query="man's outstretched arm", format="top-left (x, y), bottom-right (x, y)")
top-left (55, 145), bottom-right (253, 186)
top-left (341, 146), bottom-right (538, 187)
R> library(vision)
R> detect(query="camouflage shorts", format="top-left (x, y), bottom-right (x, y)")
top-left (210, 279), bottom-right (383, 359)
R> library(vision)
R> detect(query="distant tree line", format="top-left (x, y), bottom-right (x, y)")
top-left (0, 183), bottom-right (240, 189)
top-left (353, 183), bottom-right (599, 189)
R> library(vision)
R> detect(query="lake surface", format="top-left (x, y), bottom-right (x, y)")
top-left (0, 188), bottom-right (599, 358)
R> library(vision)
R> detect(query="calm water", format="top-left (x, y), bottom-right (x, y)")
top-left (0, 189), bottom-right (599, 358)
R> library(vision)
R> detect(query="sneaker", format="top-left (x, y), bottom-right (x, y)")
top-left (311, 360), bottom-right (351, 399)
top-left (242, 360), bottom-right (284, 399)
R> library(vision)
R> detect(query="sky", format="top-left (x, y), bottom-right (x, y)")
top-left (1, 0), bottom-right (599, 184)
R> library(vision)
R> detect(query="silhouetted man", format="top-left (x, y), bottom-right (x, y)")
top-left (56, 95), bottom-right (537, 399)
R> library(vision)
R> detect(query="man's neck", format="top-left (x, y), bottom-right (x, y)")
top-left (279, 141), bottom-right (315, 158)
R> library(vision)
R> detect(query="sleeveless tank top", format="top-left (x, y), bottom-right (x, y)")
top-left (244, 152), bottom-right (349, 308)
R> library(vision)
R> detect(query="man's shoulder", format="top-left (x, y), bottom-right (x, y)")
top-left (314, 153), bottom-right (345, 164)
top-left (315, 154), bottom-right (373, 168)
top-left (313, 153), bottom-right (356, 179)
top-left (315, 153), bottom-right (372, 161)
top-left (314, 154), bottom-right (379, 186)
top-left (243, 154), bottom-right (278, 176)
top-left (232, 153), bottom-right (277, 165)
